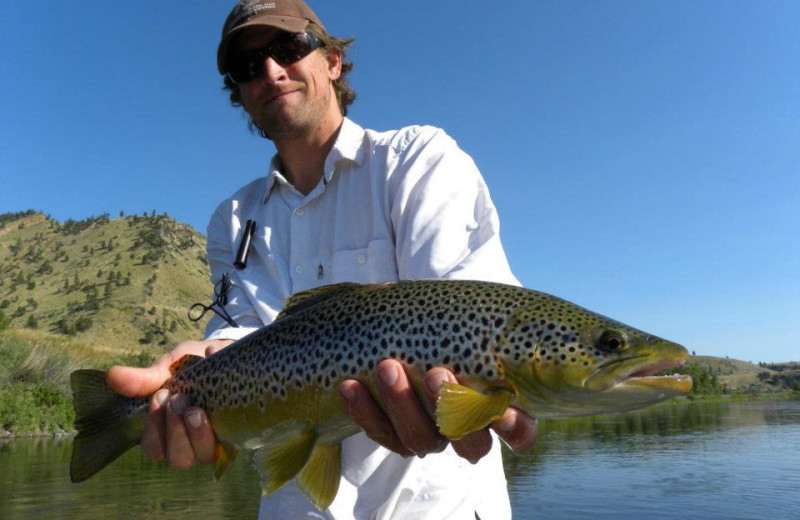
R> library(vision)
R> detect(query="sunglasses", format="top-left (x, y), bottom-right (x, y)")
top-left (226, 31), bottom-right (322, 84)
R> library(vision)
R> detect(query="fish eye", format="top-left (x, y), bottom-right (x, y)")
top-left (597, 331), bottom-right (627, 353)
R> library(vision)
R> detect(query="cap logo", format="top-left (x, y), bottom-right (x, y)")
top-left (229, 1), bottom-right (278, 28)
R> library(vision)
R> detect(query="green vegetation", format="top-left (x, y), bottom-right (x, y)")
top-left (683, 356), bottom-right (800, 398)
top-left (0, 332), bottom-right (77, 434)
top-left (671, 363), bottom-right (724, 397)
top-left (0, 330), bottom-right (160, 436)
top-left (0, 210), bottom-right (213, 436)
top-left (757, 362), bottom-right (800, 392)
top-left (0, 209), bottom-right (38, 229)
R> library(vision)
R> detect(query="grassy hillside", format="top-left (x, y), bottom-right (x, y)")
top-left (0, 210), bottom-right (211, 357)
top-left (1, 210), bottom-right (217, 434)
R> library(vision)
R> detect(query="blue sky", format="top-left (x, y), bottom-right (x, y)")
top-left (2, 1), bottom-right (798, 362)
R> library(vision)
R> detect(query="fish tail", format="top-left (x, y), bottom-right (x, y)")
top-left (70, 369), bottom-right (148, 483)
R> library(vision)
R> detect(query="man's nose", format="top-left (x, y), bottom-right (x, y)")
top-left (261, 56), bottom-right (288, 82)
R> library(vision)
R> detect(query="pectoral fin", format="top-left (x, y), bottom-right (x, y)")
top-left (252, 427), bottom-right (317, 496)
top-left (296, 443), bottom-right (342, 511)
top-left (214, 441), bottom-right (239, 481)
top-left (435, 382), bottom-right (513, 440)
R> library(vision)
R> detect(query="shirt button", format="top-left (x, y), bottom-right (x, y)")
top-left (295, 265), bottom-right (304, 274)
top-left (356, 254), bottom-right (366, 264)
top-left (295, 208), bottom-right (305, 217)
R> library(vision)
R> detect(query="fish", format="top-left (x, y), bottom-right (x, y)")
top-left (69, 279), bottom-right (692, 509)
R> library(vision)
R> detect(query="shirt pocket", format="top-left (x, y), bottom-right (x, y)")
top-left (331, 239), bottom-right (398, 284)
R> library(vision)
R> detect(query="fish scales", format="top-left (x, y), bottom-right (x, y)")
top-left (69, 279), bottom-right (692, 510)
top-left (168, 280), bottom-right (646, 413)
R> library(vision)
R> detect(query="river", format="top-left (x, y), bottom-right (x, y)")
top-left (1, 399), bottom-right (798, 519)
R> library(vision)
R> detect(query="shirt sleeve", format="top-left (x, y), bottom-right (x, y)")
top-left (388, 127), bottom-right (520, 286)
top-left (203, 201), bottom-right (263, 342)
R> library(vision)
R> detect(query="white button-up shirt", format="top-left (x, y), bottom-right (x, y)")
top-left (204, 118), bottom-right (518, 520)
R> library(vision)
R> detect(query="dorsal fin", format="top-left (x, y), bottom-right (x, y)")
top-left (276, 283), bottom-right (362, 320)
top-left (169, 354), bottom-right (204, 376)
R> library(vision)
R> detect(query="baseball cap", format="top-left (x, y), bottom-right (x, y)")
top-left (217, 0), bottom-right (325, 74)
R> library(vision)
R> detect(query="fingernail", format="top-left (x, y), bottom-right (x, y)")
top-left (170, 394), bottom-right (189, 416)
top-left (378, 364), bottom-right (399, 386)
top-left (425, 369), bottom-right (449, 395)
top-left (340, 385), bottom-right (357, 403)
top-left (154, 389), bottom-right (169, 407)
top-left (185, 409), bottom-right (202, 428)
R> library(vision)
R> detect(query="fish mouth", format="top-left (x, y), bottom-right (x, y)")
top-left (620, 358), bottom-right (693, 393)
top-left (585, 343), bottom-right (692, 396)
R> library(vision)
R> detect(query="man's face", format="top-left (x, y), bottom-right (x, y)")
top-left (229, 27), bottom-right (342, 141)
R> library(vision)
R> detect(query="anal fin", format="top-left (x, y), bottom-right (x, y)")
top-left (253, 427), bottom-right (317, 497)
top-left (297, 443), bottom-right (342, 511)
top-left (435, 382), bottom-right (513, 440)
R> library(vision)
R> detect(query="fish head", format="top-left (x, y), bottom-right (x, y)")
top-left (502, 295), bottom-right (692, 418)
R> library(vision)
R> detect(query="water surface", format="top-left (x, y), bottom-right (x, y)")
top-left (506, 400), bottom-right (800, 519)
top-left (2, 400), bottom-right (798, 519)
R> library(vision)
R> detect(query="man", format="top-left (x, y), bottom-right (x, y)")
top-left (107, 1), bottom-right (537, 518)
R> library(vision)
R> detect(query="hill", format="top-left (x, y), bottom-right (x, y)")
top-left (669, 355), bottom-right (800, 396)
top-left (0, 210), bottom-right (211, 357)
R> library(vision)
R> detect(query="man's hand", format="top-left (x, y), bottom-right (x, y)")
top-left (105, 339), bottom-right (233, 469)
top-left (339, 359), bottom-right (538, 463)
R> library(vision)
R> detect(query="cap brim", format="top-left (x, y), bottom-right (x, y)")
top-left (217, 16), bottom-right (310, 74)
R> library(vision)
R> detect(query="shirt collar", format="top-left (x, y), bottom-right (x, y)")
top-left (324, 117), bottom-right (366, 178)
top-left (261, 118), bottom-right (366, 204)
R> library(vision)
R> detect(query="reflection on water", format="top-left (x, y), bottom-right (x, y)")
top-left (1, 400), bottom-right (798, 519)
top-left (0, 436), bottom-right (261, 520)
top-left (504, 400), bottom-right (800, 520)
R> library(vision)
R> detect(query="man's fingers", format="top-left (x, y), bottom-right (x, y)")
top-left (184, 407), bottom-right (217, 464)
top-left (165, 394), bottom-right (196, 470)
top-left (141, 389), bottom-right (169, 460)
top-left (422, 367), bottom-right (453, 411)
top-left (492, 407), bottom-right (539, 454)
top-left (423, 367), bottom-right (492, 463)
top-left (106, 363), bottom-right (171, 398)
top-left (376, 360), bottom-right (445, 457)
top-left (205, 344), bottom-right (225, 357)
top-left (340, 380), bottom-right (413, 457)
top-left (451, 430), bottom-right (493, 464)
top-left (111, 340), bottom-right (231, 469)
top-left (109, 340), bottom-right (233, 398)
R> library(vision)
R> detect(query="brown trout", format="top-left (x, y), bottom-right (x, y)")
top-left (70, 280), bottom-right (692, 509)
